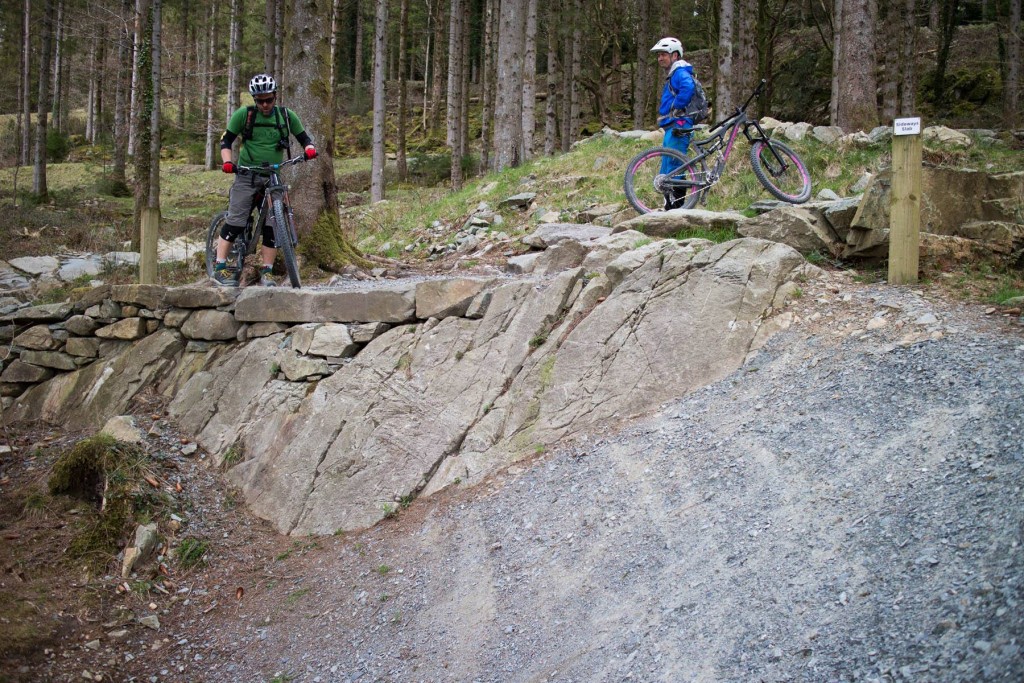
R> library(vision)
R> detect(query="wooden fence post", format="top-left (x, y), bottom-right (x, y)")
top-left (889, 117), bottom-right (923, 284)
top-left (140, 207), bottom-right (160, 284)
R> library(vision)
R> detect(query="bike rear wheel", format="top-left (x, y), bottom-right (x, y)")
top-left (623, 147), bottom-right (701, 214)
top-left (749, 139), bottom-right (812, 203)
top-left (271, 198), bottom-right (301, 288)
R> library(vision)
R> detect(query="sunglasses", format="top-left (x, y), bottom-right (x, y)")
top-left (255, 96), bottom-right (276, 104)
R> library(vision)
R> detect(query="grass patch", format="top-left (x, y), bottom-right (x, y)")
top-left (673, 226), bottom-right (738, 243)
top-left (48, 434), bottom-right (160, 572)
top-left (176, 538), bottom-right (209, 570)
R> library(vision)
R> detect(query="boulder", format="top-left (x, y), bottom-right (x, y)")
top-left (164, 287), bottom-right (239, 309)
top-left (922, 126), bottom-right (973, 148)
top-left (521, 223), bottom-right (612, 249)
top-left (1, 360), bottom-right (55, 384)
top-left (9, 256), bottom-right (59, 277)
top-left (101, 415), bottom-right (145, 443)
top-left (19, 350), bottom-right (78, 371)
top-left (181, 310), bottom-right (242, 341)
top-left (812, 125), bottom-right (844, 144)
top-left (65, 315), bottom-right (101, 336)
top-left (95, 318), bottom-right (149, 340)
top-left (415, 278), bottom-right (491, 319)
top-left (534, 240), bottom-right (590, 276)
top-left (613, 209), bottom-right (748, 238)
top-left (307, 324), bottom-right (358, 358)
top-left (739, 206), bottom-right (842, 255)
top-left (784, 122), bottom-right (812, 141)
top-left (14, 325), bottom-right (62, 351)
top-left (507, 252), bottom-right (541, 274)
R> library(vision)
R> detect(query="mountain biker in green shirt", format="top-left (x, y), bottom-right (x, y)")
top-left (212, 73), bottom-right (317, 287)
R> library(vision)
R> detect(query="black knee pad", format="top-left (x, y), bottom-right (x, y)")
top-left (261, 223), bottom-right (276, 249)
top-left (220, 223), bottom-right (245, 241)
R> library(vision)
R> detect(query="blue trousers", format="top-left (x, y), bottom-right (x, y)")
top-left (660, 123), bottom-right (692, 174)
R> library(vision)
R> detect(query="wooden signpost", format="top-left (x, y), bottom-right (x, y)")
top-left (140, 207), bottom-right (159, 284)
top-left (888, 117), bottom-right (923, 284)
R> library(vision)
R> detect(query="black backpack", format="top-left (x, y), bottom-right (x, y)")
top-left (240, 105), bottom-right (293, 155)
top-left (668, 73), bottom-right (710, 125)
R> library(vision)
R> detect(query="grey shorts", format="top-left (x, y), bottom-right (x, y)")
top-left (225, 172), bottom-right (276, 229)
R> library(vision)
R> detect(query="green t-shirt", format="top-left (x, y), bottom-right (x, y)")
top-left (225, 105), bottom-right (306, 167)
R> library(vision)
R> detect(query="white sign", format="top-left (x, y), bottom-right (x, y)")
top-left (893, 117), bottom-right (921, 136)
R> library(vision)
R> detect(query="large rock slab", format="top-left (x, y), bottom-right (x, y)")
top-left (613, 209), bottom-right (748, 238)
top-left (212, 271), bottom-right (587, 535)
top-left (234, 287), bottom-right (417, 323)
top-left (7, 329), bottom-right (185, 430)
top-left (431, 238), bottom-right (809, 493)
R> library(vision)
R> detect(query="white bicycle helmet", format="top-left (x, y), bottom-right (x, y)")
top-left (650, 37), bottom-right (683, 57)
top-left (249, 73), bottom-right (277, 96)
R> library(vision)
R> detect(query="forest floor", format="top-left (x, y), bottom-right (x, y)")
top-left (1, 265), bottom-right (1023, 683)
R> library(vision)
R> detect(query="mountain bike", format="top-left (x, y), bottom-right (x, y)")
top-left (205, 155), bottom-right (306, 288)
top-left (623, 80), bottom-right (812, 214)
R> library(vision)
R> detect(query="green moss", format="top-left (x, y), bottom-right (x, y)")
top-left (48, 435), bottom-right (156, 571)
top-left (300, 210), bottom-right (372, 271)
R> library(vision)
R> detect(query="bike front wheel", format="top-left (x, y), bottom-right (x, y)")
top-left (271, 198), bottom-right (301, 288)
top-left (749, 139), bottom-right (812, 203)
top-left (623, 147), bottom-right (701, 214)
top-left (206, 211), bottom-right (228, 278)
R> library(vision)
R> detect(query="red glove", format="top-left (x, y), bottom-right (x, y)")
top-left (222, 161), bottom-right (235, 174)
top-left (304, 146), bottom-right (317, 160)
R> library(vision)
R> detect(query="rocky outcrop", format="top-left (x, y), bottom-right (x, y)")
top-left (3, 237), bottom-right (814, 537)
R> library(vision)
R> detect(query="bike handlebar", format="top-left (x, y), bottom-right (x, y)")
top-left (234, 155), bottom-right (307, 174)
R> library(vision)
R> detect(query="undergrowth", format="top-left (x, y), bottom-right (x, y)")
top-left (48, 434), bottom-right (164, 573)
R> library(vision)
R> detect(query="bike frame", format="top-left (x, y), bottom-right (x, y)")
top-left (234, 156), bottom-right (303, 254)
top-left (667, 80), bottom-right (790, 200)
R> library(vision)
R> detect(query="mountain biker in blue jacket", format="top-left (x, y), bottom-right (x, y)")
top-left (651, 37), bottom-right (695, 209)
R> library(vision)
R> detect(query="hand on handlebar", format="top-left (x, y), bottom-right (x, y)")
top-left (304, 145), bottom-right (317, 160)
top-left (222, 161), bottom-right (235, 174)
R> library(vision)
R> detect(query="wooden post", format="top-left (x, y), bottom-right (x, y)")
top-left (139, 207), bottom-right (160, 284)
top-left (889, 117), bottom-right (922, 284)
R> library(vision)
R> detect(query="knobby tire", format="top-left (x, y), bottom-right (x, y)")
top-left (206, 211), bottom-right (228, 278)
top-left (749, 139), bottom-right (812, 203)
top-left (272, 198), bottom-right (301, 288)
top-left (623, 147), bottom-right (701, 214)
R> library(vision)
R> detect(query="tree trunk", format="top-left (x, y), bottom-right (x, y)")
top-left (736, 0), bottom-right (758, 106)
top-left (569, 0), bottom-right (581, 146)
top-left (132, 0), bottom-right (153, 249)
top-left (522, 0), bottom-right (538, 161)
top-left (227, 0), bottom-right (242, 117)
top-left (130, 0), bottom-right (146, 158)
top-left (113, 0), bottom-right (132, 184)
top-left (1004, 0), bottom-right (1021, 127)
top-left (447, 0), bottom-right (464, 188)
top-left (21, 0), bottom-right (31, 167)
top-left (149, 0), bottom-right (162, 209)
top-left (34, 0), bottom-right (55, 200)
top-left (354, 0), bottom-right (364, 90)
top-left (835, 0), bottom-right (878, 131)
top-left (494, 0), bottom-right (527, 170)
top-left (632, 0), bottom-right (650, 129)
top-left (830, 0), bottom-right (842, 124)
top-left (428, 0), bottom-right (447, 135)
top-left (286, 0), bottom-right (361, 271)
top-left (480, 0), bottom-right (497, 170)
top-left (396, 0), bottom-right (409, 181)
top-left (716, 0), bottom-right (735, 117)
top-left (178, 0), bottom-right (188, 130)
top-left (933, 0), bottom-right (959, 112)
top-left (51, 0), bottom-right (64, 135)
top-left (274, 0), bottom-right (284, 80)
top-left (204, 0), bottom-right (218, 169)
top-left (560, 13), bottom-right (572, 151)
top-left (898, 0), bottom-right (917, 115)
top-left (878, 0), bottom-right (897, 123)
top-left (370, 0), bottom-right (388, 203)
top-left (458, 0), bottom-right (470, 163)
top-left (545, 1), bottom-right (559, 154)
top-left (265, 0), bottom-right (277, 71)
top-left (446, 0), bottom-right (463, 150)
top-left (87, 34), bottom-right (98, 144)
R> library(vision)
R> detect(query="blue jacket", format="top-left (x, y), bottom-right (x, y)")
top-left (658, 60), bottom-right (695, 128)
